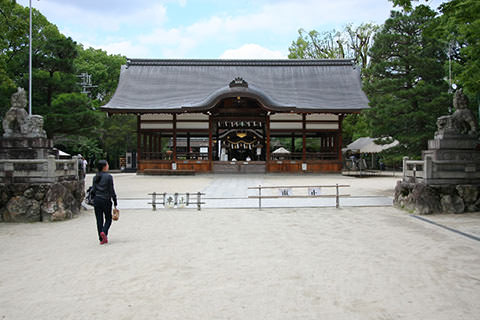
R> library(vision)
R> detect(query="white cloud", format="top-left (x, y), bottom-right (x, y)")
top-left (18, 0), bottom-right (406, 59)
top-left (22, 1), bottom-right (167, 33)
top-left (131, 0), bottom-right (395, 58)
top-left (86, 41), bottom-right (151, 58)
top-left (219, 44), bottom-right (287, 59)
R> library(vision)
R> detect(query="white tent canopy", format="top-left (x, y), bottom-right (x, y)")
top-left (344, 137), bottom-right (399, 154)
top-left (272, 147), bottom-right (291, 154)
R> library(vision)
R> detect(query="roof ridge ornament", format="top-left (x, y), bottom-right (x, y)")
top-left (229, 77), bottom-right (248, 88)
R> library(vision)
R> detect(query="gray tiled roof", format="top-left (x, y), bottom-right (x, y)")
top-left (102, 59), bottom-right (369, 113)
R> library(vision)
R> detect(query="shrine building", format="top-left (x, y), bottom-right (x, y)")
top-left (101, 59), bottom-right (369, 174)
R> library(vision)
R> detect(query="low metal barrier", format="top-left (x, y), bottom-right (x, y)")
top-left (148, 192), bottom-right (205, 211)
top-left (248, 184), bottom-right (350, 209)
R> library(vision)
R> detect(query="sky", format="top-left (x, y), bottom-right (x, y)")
top-left (17, 0), bottom-right (446, 59)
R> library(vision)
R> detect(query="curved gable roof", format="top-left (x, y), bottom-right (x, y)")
top-left (102, 59), bottom-right (369, 114)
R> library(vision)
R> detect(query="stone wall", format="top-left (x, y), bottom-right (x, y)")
top-left (394, 181), bottom-right (480, 214)
top-left (0, 180), bottom-right (85, 222)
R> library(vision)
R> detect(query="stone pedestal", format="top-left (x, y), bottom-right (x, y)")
top-left (0, 88), bottom-right (83, 223)
top-left (420, 136), bottom-right (480, 185)
top-left (0, 137), bottom-right (54, 159)
top-left (396, 89), bottom-right (480, 214)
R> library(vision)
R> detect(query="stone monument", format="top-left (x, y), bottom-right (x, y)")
top-left (395, 89), bottom-right (480, 214)
top-left (0, 88), bottom-right (84, 222)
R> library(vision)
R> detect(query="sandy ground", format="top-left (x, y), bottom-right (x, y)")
top-left (1, 174), bottom-right (480, 320)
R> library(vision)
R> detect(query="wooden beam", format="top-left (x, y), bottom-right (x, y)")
top-left (142, 132), bottom-right (147, 160)
top-left (173, 114), bottom-right (177, 161)
top-left (302, 113), bottom-right (306, 162)
top-left (148, 134), bottom-right (153, 155)
top-left (338, 115), bottom-right (344, 161)
top-left (208, 115), bottom-right (213, 162)
top-left (266, 115), bottom-right (271, 167)
top-left (137, 114), bottom-right (141, 163)
top-left (159, 132), bottom-right (162, 159)
top-left (187, 132), bottom-right (190, 159)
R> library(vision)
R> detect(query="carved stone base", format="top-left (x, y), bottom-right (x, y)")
top-left (427, 137), bottom-right (479, 150)
top-left (0, 137), bottom-right (54, 159)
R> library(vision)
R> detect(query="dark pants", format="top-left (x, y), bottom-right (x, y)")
top-left (94, 197), bottom-right (112, 241)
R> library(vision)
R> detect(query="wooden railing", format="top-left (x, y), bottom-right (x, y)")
top-left (270, 152), bottom-right (338, 161)
top-left (141, 151), bottom-right (209, 160)
top-left (0, 155), bottom-right (79, 183)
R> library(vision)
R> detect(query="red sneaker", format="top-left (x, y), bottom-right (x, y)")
top-left (100, 232), bottom-right (108, 244)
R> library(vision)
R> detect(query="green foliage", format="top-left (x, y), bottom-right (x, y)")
top-left (342, 113), bottom-right (371, 144)
top-left (45, 93), bottom-right (100, 137)
top-left (0, 56), bottom-right (16, 120)
top-left (55, 136), bottom-right (104, 166)
top-left (288, 24), bottom-right (378, 72)
top-left (437, 0), bottom-right (480, 99)
top-left (288, 24), bottom-right (378, 147)
top-left (100, 114), bottom-right (137, 168)
top-left (388, 0), bottom-right (432, 12)
top-left (74, 46), bottom-right (126, 104)
top-left (288, 28), bottom-right (347, 59)
top-left (364, 5), bottom-right (450, 157)
top-left (0, 1), bottom-right (131, 168)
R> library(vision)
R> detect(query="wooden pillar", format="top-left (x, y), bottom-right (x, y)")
top-left (148, 134), bottom-right (153, 156)
top-left (142, 132), bottom-right (148, 160)
top-left (137, 114), bottom-right (141, 163)
top-left (208, 116), bottom-right (213, 162)
top-left (172, 114), bottom-right (177, 161)
top-left (338, 114), bottom-right (344, 161)
top-left (159, 132), bottom-right (162, 159)
top-left (266, 115), bottom-right (271, 168)
top-left (302, 113), bottom-right (306, 162)
top-left (187, 132), bottom-right (191, 159)
top-left (154, 134), bottom-right (159, 159)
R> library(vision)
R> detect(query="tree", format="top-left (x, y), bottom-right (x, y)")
top-left (389, 0), bottom-right (430, 12)
top-left (289, 24), bottom-right (379, 145)
top-left (74, 46), bottom-right (126, 106)
top-left (1, 2), bottom-right (78, 119)
top-left (33, 23), bottom-right (78, 108)
top-left (45, 93), bottom-right (100, 137)
top-left (345, 23), bottom-right (379, 71)
top-left (288, 28), bottom-right (347, 59)
top-left (99, 114), bottom-right (137, 169)
top-left (0, 0), bottom-right (25, 117)
top-left (363, 5), bottom-right (450, 157)
top-left (288, 24), bottom-right (378, 71)
top-left (437, 0), bottom-right (480, 99)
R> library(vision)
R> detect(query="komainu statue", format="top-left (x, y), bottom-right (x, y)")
top-left (2, 88), bottom-right (47, 138)
top-left (435, 89), bottom-right (477, 138)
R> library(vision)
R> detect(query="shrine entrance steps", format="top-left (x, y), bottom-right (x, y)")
top-left (212, 161), bottom-right (266, 173)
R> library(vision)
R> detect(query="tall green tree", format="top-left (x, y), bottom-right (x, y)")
top-left (0, 1), bottom-right (78, 124)
top-left (288, 24), bottom-right (378, 71)
top-left (288, 29), bottom-right (347, 59)
top-left (45, 92), bottom-right (100, 137)
top-left (437, 0), bottom-right (480, 99)
top-left (0, 0), bottom-right (25, 117)
top-left (74, 46), bottom-right (126, 107)
top-left (288, 24), bottom-right (378, 144)
top-left (364, 5), bottom-right (450, 157)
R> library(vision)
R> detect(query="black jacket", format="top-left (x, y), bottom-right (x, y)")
top-left (92, 172), bottom-right (118, 206)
